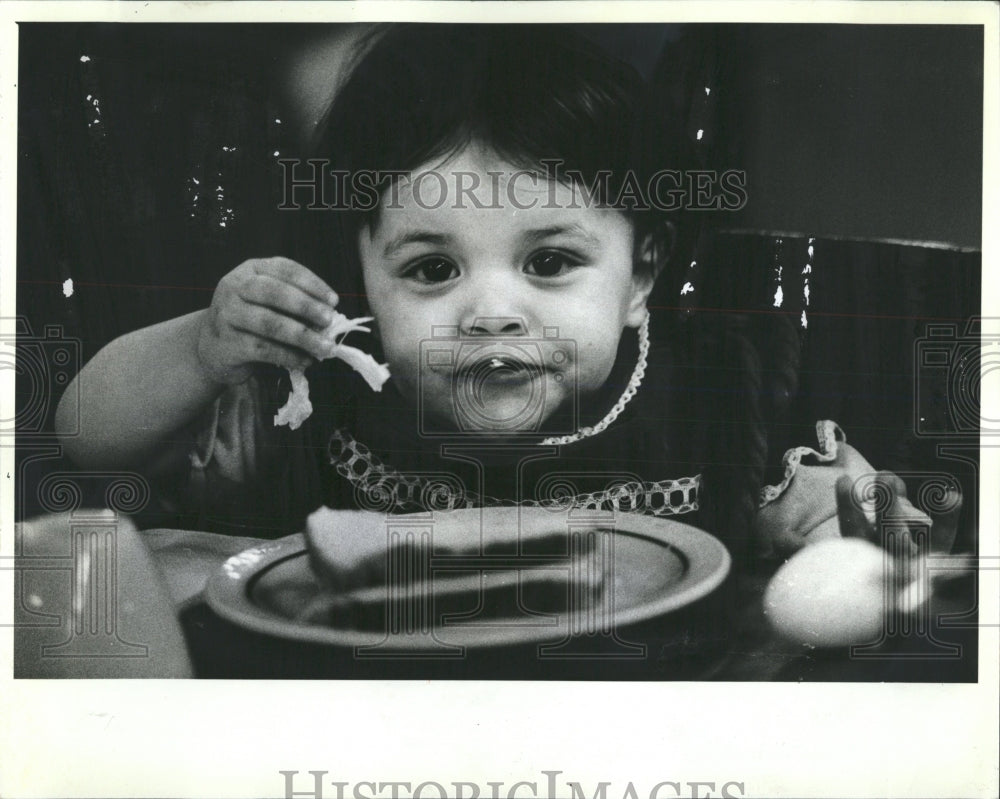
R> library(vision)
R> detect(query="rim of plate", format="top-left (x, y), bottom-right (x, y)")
top-left (204, 510), bottom-right (731, 649)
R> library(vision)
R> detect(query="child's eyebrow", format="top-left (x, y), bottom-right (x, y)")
top-left (380, 223), bottom-right (601, 259)
top-left (522, 224), bottom-right (602, 248)
top-left (382, 231), bottom-right (453, 259)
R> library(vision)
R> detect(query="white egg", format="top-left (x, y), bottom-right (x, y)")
top-left (763, 537), bottom-right (895, 647)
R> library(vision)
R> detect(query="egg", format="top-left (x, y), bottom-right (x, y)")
top-left (763, 537), bottom-right (896, 647)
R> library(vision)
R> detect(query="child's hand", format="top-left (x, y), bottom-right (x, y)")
top-left (765, 471), bottom-right (963, 647)
top-left (195, 257), bottom-right (340, 384)
top-left (835, 471), bottom-right (962, 558)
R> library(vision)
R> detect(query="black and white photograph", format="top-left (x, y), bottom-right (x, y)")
top-left (2, 2), bottom-right (998, 798)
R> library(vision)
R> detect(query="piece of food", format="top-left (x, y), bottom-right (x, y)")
top-left (324, 343), bottom-right (391, 392)
top-left (301, 507), bottom-right (605, 629)
top-left (763, 537), bottom-right (904, 647)
top-left (272, 368), bottom-right (312, 431)
top-left (314, 313), bottom-right (391, 392)
top-left (274, 311), bottom-right (390, 429)
top-left (304, 508), bottom-right (395, 592)
top-left (297, 563), bottom-right (602, 630)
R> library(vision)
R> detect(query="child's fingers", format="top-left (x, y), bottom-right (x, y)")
top-left (929, 489), bottom-right (964, 554)
top-left (875, 470), bottom-right (919, 556)
top-left (239, 274), bottom-right (335, 330)
top-left (872, 470), bottom-right (899, 543)
top-left (875, 470), bottom-right (907, 501)
top-left (836, 474), bottom-right (874, 542)
top-left (838, 471), bottom-right (925, 559)
top-left (228, 304), bottom-right (331, 361)
top-left (253, 257), bottom-right (339, 307)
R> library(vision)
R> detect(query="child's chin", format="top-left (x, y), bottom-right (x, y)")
top-left (433, 404), bottom-right (573, 440)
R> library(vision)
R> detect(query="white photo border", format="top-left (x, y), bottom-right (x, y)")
top-left (1, 3), bottom-right (997, 798)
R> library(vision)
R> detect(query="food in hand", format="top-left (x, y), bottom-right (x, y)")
top-left (274, 311), bottom-right (390, 429)
top-left (272, 369), bottom-right (313, 430)
top-left (314, 312), bottom-right (391, 391)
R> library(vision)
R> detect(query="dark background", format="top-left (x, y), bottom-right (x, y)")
top-left (14, 24), bottom-right (983, 548)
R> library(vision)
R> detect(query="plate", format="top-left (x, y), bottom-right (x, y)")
top-left (205, 507), bottom-right (731, 651)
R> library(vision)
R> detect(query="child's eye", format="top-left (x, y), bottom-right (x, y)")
top-left (524, 250), bottom-right (581, 278)
top-left (402, 257), bottom-right (459, 284)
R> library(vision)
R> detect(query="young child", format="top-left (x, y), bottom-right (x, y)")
top-left (55, 24), bottom-right (945, 569)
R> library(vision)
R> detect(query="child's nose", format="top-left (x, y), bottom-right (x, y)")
top-left (459, 271), bottom-right (531, 335)
top-left (463, 316), bottom-right (528, 336)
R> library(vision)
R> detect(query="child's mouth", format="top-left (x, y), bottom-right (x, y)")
top-left (459, 353), bottom-right (539, 384)
top-left (440, 346), bottom-right (564, 434)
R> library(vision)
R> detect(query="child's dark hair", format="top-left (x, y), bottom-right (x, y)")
top-left (298, 23), bottom-right (695, 317)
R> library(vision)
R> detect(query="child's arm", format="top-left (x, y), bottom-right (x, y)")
top-left (55, 257), bottom-right (339, 472)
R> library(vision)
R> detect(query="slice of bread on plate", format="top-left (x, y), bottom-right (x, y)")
top-left (302, 506), bottom-right (608, 627)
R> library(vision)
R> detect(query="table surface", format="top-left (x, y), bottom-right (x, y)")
top-left (11, 517), bottom-right (979, 680)
top-left (137, 528), bottom-right (978, 682)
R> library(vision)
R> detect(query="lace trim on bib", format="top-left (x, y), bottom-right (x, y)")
top-left (328, 429), bottom-right (700, 517)
top-left (759, 420), bottom-right (844, 507)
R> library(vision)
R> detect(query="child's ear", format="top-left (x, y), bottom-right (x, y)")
top-left (627, 221), bottom-right (676, 328)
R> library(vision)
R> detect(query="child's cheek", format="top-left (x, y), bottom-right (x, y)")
top-left (366, 319), bottom-right (412, 391)
top-left (385, 344), bottom-right (422, 400)
top-left (575, 338), bottom-right (620, 391)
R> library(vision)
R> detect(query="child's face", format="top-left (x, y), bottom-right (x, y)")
top-left (358, 144), bottom-right (654, 434)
